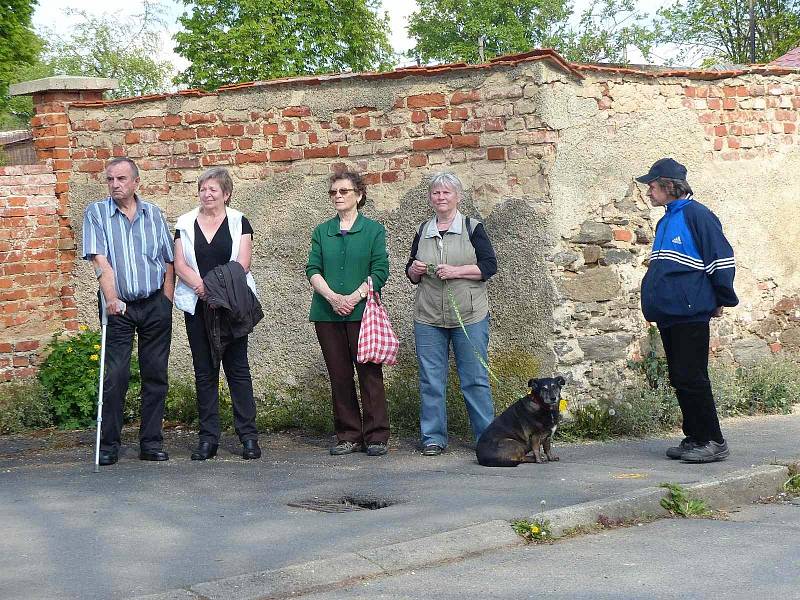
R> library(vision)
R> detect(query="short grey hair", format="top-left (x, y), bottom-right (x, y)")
top-left (654, 177), bottom-right (693, 199)
top-left (428, 172), bottom-right (464, 198)
top-left (198, 167), bottom-right (234, 205)
top-left (106, 157), bottom-right (139, 179)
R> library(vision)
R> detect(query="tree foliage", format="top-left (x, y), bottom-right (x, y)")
top-left (174, 0), bottom-right (394, 91)
top-left (42, 1), bottom-right (173, 99)
top-left (0, 0), bottom-right (43, 128)
top-left (657, 0), bottom-right (800, 65)
top-left (407, 0), bottom-right (658, 65)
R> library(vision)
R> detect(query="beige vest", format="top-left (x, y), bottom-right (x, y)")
top-left (414, 212), bottom-right (489, 327)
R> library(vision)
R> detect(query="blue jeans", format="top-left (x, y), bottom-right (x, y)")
top-left (414, 315), bottom-right (494, 447)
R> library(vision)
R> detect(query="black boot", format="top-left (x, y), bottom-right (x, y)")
top-left (191, 441), bottom-right (218, 461)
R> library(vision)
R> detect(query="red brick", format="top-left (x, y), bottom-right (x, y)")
top-left (221, 139), bottom-right (236, 151)
top-left (430, 109), bottom-right (448, 120)
top-left (184, 112), bottom-right (216, 125)
top-left (170, 157), bottom-right (200, 168)
top-left (769, 342), bottom-right (782, 353)
top-left (235, 152), bottom-right (268, 164)
top-left (412, 137), bottom-right (451, 151)
top-left (14, 340), bottom-right (39, 352)
top-left (0, 342), bottom-right (12, 353)
top-left (722, 98), bottom-right (737, 110)
top-left (713, 138), bottom-right (724, 151)
top-left (124, 132), bottom-right (140, 144)
top-left (383, 126), bottom-right (401, 139)
top-left (409, 154), bottom-right (428, 167)
top-left (442, 122), bottom-right (462, 135)
top-left (723, 86), bottom-right (738, 97)
top-left (707, 99), bottom-right (722, 110)
top-left (283, 106), bottom-right (311, 117)
top-left (77, 160), bottom-right (104, 173)
top-left (269, 149), bottom-right (302, 162)
top-left (785, 123), bottom-right (797, 134)
top-left (304, 145), bottom-right (339, 159)
top-left (714, 125), bottom-right (727, 136)
top-left (450, 90), bottom-right (481, 105)
top-left (12, 356), bottom-right (29, 367)
top-left (166, 170), bottom-right (182, 183)
top-left (164, 115), bottom-right (182, 126)
top-left (450, 107), bottom-right (469, 120)
top-left (727, 137), bottom-right (741, 149)
top-left (238, 138), bottom-right (253, 150)
top-left (365, 129), bottom-right (382, 141)
top-left (381, 171), bottom-right (401, 183)
top-left (484, 117), bottom-right (505, 132)
top-left (336, 116), bottom-right (350, 128)
top-left (451, 135), bottom-right (480, 148)
top-left (613, 229), bottom-right (633, 242)
top-left (271, 135), bottom-right (287, 148)
top-left (411, 111), bottom-right (428, 124)
top-left (684, 86), bottom-right (697, 97)
top-left (353, 115), bottom-right (371, 128)
top-left (487, 147), bottom-right (505, 161)
top-left (408, 93), bottom-right (446, 108)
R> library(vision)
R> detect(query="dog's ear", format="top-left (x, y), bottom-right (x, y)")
top-left (556, 376), bottom-right (566, 386)
top-left (528, 378), bottom-right (540, 391)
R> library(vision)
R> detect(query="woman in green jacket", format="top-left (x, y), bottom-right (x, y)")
top-left (306, 172), bottom-right (390, 457)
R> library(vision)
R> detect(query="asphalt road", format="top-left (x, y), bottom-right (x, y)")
top-left (301, 501), bottom-right (800, 600)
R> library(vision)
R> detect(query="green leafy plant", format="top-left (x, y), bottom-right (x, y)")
top-left (0, 379), bottom-right (53, 434)
top-left (784, 464), bottom-right (800, 495)
top-left (557, 402), bottom-right (615, 441)
top-left (37, 326), bottom-right (103, 429)
top-left (659, 483), bottom-right (711, 517)
top-left (511, 517), bottom-right (552, 542)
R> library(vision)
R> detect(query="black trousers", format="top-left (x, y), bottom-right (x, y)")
top-left (100, 291), bottom-right (172, 452)
top-left (185, 300), bottom-right (258, 444)
top-left (659, 321), bottom-right (724, 444)
top-left (314, 321), bottom-right (389, 445)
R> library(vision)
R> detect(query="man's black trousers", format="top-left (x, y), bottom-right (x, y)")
top-left (100, 292), bottom-right (172, 452)
top-left (658, 321), bottom-right (724, 445)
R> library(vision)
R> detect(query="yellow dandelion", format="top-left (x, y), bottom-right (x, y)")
top-left (90, 354), bottom-right (99, 361)
top-left (79, 325), bottom-right (88, 331)
top-left (530, 525), bottom-right (540, 534)
top-left (93, 344), bottom-right (100, 350)
top-left (66, 347), bottom-right (73, 353)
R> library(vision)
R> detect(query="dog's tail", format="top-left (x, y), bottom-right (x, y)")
top-left (476, 455), bottom-right (520, 468)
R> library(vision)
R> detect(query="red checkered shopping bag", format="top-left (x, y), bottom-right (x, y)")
top-left (357, 276), bottom-right (399, 365)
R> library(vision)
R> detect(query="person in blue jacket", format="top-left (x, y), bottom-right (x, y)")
top-left (637, 158), bottom-right (738, 463)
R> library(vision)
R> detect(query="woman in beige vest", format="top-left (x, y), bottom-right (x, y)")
top-left (406, 173), bottom-right (498, 456)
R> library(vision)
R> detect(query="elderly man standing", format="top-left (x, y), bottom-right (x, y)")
top-left (82, 157), bottom-right (175, 466)
top-left (637, 158), bottom-right (738, 463)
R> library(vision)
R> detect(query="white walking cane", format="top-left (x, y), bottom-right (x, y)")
top-left (93, 290), bottom-right (108, 473)
top-left (93, 288), bottom-right (125, 472)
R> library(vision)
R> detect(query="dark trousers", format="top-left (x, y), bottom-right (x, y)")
top-left (659, 321), bottom-right (724, 444)
top-left (185, 300), bottom-right (258, 444)
top-left (100, 291), bottom-right (172, 452)
top-left (314, 321), bottom-right (389, 445)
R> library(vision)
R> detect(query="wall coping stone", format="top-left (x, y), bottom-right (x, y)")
top-left (10, 76), bottom-right (118, 96)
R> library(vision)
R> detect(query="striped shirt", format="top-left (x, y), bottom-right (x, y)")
top-left (82, 196), bottom-right (174, 301)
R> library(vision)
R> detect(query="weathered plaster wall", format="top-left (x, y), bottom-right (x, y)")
top-left (6, 54), bottom-right (800, 402)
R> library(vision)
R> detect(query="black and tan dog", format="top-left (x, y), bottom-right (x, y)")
top-left (476, 376), bottom-right (566, 467)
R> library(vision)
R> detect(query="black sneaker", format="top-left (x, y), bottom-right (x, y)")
top-left (421, 444), bottom-right (443, 456)
top-left (329, 441), bottom-right (362, 455)
top-left (366, 443), bottom-right (388, 457)
top-left (666, 437), bottom-right (697, 460)
top-left (681, 440), bottom-right (730, 463)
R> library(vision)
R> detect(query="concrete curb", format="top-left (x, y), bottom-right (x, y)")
top-left (130, 463), bottom-right (792, 600)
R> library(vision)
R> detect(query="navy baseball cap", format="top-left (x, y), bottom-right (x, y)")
top-left (636, 158), bottom-right (688, 183)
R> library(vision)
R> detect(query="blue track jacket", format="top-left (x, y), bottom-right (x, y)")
top-left (641, 197), bottom-right (738, 326)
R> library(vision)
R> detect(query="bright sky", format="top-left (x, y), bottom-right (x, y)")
top-left (32, 0), bottom-right (674, 68)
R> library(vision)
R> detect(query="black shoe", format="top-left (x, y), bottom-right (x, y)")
top-left (366, 443), bottom-right (388, 457)
top-left (98, 449), bottom-right (118, 466)
top-left (139, 449), bottom-right (169, 461)
top-left (191, 441), bottom-right (218, 461)
top-left (421, 444), bottom-right (443, 456)
top-left (329, 440), bottom-right (362, 455)
top-left (666, 437), bottom-right (697, 460)
top-left (681, 440), bottom-right (730, 463)
top-left (242, 439), bottom-right (261, 460)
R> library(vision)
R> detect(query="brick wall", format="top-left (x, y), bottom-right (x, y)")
top-left (6, 55), bottom-right (800, 399)
top-left (0, 163), bottom-right (76, 381)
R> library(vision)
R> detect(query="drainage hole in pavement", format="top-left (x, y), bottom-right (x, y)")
top-left (288, 496), bottom-right (391, 513)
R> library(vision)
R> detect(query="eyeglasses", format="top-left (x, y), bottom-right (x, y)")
top-left (328, 188), bottom-right (356, 197)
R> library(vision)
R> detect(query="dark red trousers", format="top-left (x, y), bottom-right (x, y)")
top-left (314, 321), bottom-right (389, 445)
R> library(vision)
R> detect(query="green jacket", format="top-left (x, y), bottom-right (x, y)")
top-left (306, 213), bottom-right (389, 322)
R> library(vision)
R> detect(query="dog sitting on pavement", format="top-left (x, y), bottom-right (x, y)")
top-left (475, 376), bottom-right (566, 467)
